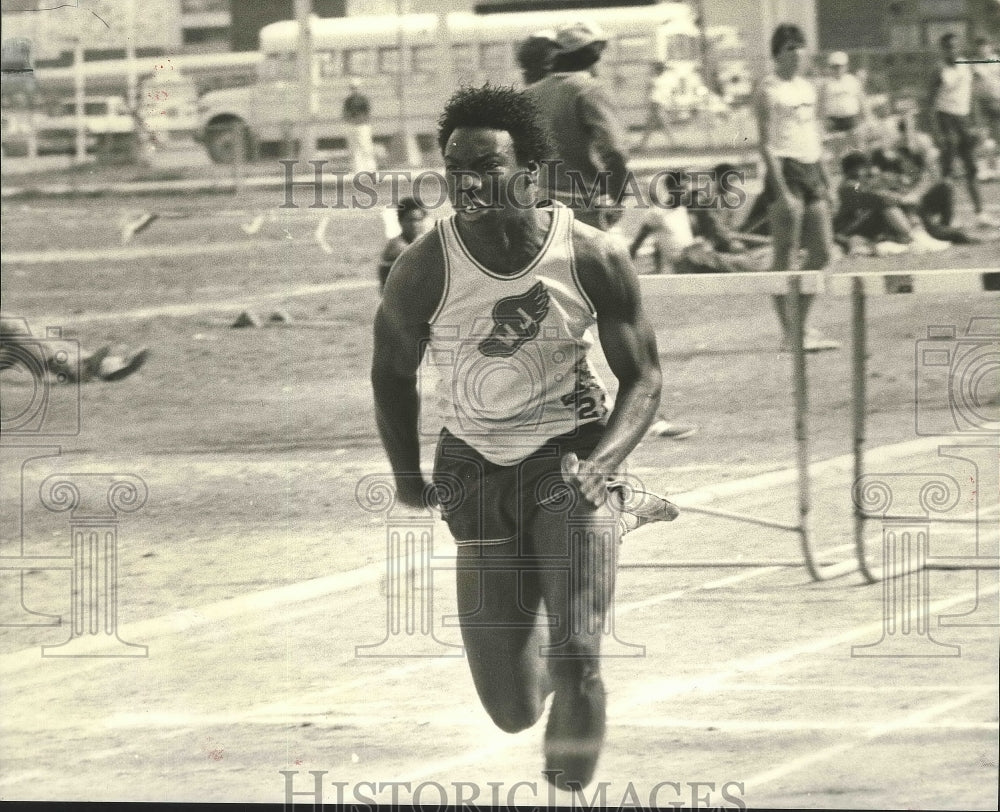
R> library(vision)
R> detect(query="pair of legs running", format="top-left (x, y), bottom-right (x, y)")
top-left (437, 426), bottom-right (620, 791)
top-left (456, 503), bottom-right (615, 790)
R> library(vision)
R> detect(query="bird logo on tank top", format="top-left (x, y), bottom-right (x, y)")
top-left (478, 281), bottom-right (551, 358)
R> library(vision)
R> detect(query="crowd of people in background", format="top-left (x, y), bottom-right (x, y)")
top-left (374, 21), bottom-right (999, 353)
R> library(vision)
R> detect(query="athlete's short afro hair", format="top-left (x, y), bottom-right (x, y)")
top-left (438, 83), bottom-right (552, 167)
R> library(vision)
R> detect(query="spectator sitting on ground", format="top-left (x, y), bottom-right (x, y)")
top-left (869, 147), bottom-right (979, 245)
top-left (0, 315), bottom-right (149, 383)
top-left (832, 150), bottom-right (951, 256)
top-left (629, 172), bottom-right (766, 274)
top-left (376, 197), bottom-right (429, 292)
top-left (690, 162), bottom-right (773, 258)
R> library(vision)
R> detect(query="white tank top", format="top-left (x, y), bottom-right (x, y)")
top-left (935, 63), bottom-right (973, 116)
top-left (428, 202), bottom-right (610, 465)
top-left (763, 74), bottom-right (823, 164)
top-left (823, 73), bottom-right (862, 117)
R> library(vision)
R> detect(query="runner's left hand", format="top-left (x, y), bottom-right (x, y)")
top-left (561, 452), bottom-right (610, 508)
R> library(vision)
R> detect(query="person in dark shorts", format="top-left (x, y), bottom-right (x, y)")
top-left (754, 23), bottom-right (839, 352)
top-left (929, 32), bottom-right (998, 228)
top-left (371, 85), bottom-right (675, 791)
top-left (376, 197), bottom-right (429, 292)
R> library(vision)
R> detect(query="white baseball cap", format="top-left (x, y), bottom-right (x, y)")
top-left (827, 51), bottom-right (849, 67)
top-left (555, 20), bottom-right (608, 53)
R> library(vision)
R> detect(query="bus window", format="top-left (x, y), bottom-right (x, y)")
top-left (316, 50), bottom-right (341, 79)
top-left (378, 46), bottom-right (400, 75)
top-left (451, 43), bottom-right (474, 73)
top-left (479, 42), bottom-right (508, 74)
top-left (618, 36), bottom-right (653, 63)
top-left (344, 48), bottom-right (375, 77)
top-left (411, 44), bottom-right (436, 76)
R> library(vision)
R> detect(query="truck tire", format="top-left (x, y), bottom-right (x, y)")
top-left (206, 120), bottom-right (254, 164)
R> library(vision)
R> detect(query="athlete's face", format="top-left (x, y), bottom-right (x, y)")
top-left (443, 127), bottom-right (536, 226)
top-left (399, 209), bottom-right (427, 243)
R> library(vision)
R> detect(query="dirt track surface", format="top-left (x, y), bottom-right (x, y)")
top-left (1, 192), bottom-right (998, 807)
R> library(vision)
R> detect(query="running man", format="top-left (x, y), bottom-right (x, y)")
top-left (754, 23), bottom-right (839, 352)
top-left (929, 33), bottom-right (998, 228)
top-left (371, 85), bottom-right (670, 790)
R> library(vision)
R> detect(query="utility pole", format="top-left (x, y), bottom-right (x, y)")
top-left (125, 0), bottom-right (138, 111)
top-left (73, 37), bottom-right (86, 163)
top-left (693, 0), bottom-right (715, 94)
top-left (295, 0), bottom-right (315, 161)
top-left (392, 0), bottom-right (420, 167)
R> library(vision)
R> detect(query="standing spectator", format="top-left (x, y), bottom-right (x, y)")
top-left (928, 33), bottom-right (997, 227)
top-left (343, 79), bottom-right (376, 173)
top-left (819, 51), bottom-right (868, 153)
top-left (972, 36), bottom-right (1000, 180)
top-left (635, 61), bottom-right (676, 152)
top-left (516, 29), bottom-right (558, 86)
top-left (525, 20), bottom-right (629, 230)
top-left (754, 23), bottom-right (839, 352)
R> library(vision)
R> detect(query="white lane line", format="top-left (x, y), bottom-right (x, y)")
top-left (688, 683), bottom-right (998, 693)
top-left (374, 583), bottom-right (998, 787)
top-left (4, 240), bottom-right (290, 265)
top-left (21, 279), bottom-right (376, 326)
top-left (4, 713), bottom-right (992, 735)
top-left (617, 718), bottom-right (998, 732)
top-left (741, 685), bottom-right (997, 793)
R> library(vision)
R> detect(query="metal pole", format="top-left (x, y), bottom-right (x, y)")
top-left (295, 0), bottom-right (315, 161)
top-left (125, 0), bottom-right (138, 112)
top-left (395, 0), bottom-right (414, 167)
top-left (73, 38), bottom-right (86, 164)
top-left (851, 277), bottom-right (877, 583)
top-left (787, 275), bottom-right (819, 580)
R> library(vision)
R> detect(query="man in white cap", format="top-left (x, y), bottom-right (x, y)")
top-left (524, 20), bottom-right (629, 231)
top-left (516, 29), bottom-right (559, 86)
top-left (819, 50), bottom-right (868, 152)
top-left (342, 78), bottom-right (375, 172)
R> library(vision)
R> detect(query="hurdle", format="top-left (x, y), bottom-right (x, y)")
top-left (634, 271), bottom-right (860, 581)
top-left (825, 268), bottom-right (1000, 585)
top-left (633, 268), bottom-right (1000, 583)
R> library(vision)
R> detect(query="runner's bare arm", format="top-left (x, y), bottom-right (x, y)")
top-left (371, 231), bottom-right (445, 507)
top-left (572, 228), bottom-right (663, 504)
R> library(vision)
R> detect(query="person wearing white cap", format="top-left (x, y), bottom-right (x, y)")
top-left (516, 29), bottom-right (559, 86)
top-left (819, 50), bottom-right (868, 150)
top-left (525, 19), bottom-right (629, 230)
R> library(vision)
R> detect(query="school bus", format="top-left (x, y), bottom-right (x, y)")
top-left (195, 2), bottom-right (707, 163)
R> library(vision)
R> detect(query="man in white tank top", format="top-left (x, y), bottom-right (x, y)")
top-left (753, 24), bottom-right (840, 352)
top-left (372, 85), bottom-right (674, 791)
top-left (928, 32), bottom-right (997, 227)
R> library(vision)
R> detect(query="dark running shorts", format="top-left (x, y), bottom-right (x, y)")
top-left (764, 157), bottom-right (828, 206)
top-left (432, 421), bottom-right (606, 545)
top-left (828, 114), bottom-right (859, 133)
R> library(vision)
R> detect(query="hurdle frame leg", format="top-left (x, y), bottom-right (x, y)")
top-left (788, 275), bottom-right (859, 581)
